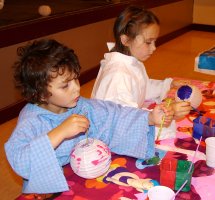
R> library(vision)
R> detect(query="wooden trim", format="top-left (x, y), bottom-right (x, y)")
top-left (156, 25), bottom-right (192, 46)
top-left (0, 100), bottom-right (27, 124)
top-left (0, 0), bottom-right (182, 48)
top-left (79, 67), bottom-right (100, 86)
top-left (191, 24), bottom-right (215, 33)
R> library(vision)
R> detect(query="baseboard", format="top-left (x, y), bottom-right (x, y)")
top-left (156, 25), bottom-right (192, 46)
top-left (0, 23), bottom-right (214, 124)
top-left (191, 24), bottom-right (215, 32)
top-left (0, 100), bottom-right (27, 124)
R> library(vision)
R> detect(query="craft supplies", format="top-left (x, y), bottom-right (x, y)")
top-left (193, 116), bottom-right (215, 140)
top-left (156, 98), bottom-right (172, 141)
top-left (70, 138), bottom-right (111, 179)
top-left (83, 111), bottom-right (89, 144)
top-left (160, 158), bottom-right (194, 192)
top-left (172, 180), bottom-right (187, 200)
top-left (189, 136), bottom-right (202, 173)
top-left (171, 136), bottom-right (203, 198)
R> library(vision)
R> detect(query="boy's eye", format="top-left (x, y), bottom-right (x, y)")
top-left (62, 84), bottom-right (68, 89)
top-left (145, 41), bottom-right (152, 45)
top-left (145, 40), bottom-right (155, 45)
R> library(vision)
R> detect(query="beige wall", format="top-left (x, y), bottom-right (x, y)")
top-left (0, 0), bottom-right (193, 110)
top-left (193, 0), bottom-right (215, 25)
top-left (152, 0), bottom-right (193, 36)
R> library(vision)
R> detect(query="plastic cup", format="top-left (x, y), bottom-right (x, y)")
top-left (160, 158), bottom-right (193, 192)
top-left (148, 186), bottom-right (175, 200)
top-left (205, 137), bottom-right (215, 168)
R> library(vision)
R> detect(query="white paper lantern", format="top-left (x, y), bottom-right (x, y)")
top-left (175, 84), bottom-right (202, 109)
top-left (70, 138), bottom-right (111, 179)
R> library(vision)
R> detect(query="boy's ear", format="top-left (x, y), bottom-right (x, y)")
top-left (40, 94), bottom-right (47, 102)
top-left (120, 34), bottom-right (130, 47)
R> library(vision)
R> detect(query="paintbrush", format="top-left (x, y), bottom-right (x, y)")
top-left (84, 112), bottom-right (89, 144)
top-left (156, 98), bottom-right (172, 141)
top-left (172, 136), bottom-right (202, 200)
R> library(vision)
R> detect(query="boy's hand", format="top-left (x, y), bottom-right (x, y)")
top-left (172, 101), bottom-right (192, 120)
top-left (148, 103), bottom-right (174, 127)
top-left (48, 114), bottom-right (90, 148)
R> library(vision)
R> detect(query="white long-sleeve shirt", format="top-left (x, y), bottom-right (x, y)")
top-left (91, 52), bottom-right (172, 107)
top-left (91, 51), bottom-right (176, 140)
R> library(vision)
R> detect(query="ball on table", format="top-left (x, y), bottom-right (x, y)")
top-left (38, 5), bottom-right (52, 17)
top-left (175, 84), bottom-right (202, 108)
top-left (70, 138), bottom-right (111, 179)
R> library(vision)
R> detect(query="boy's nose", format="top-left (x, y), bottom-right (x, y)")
top-left (74, 80), bottom-right (80, 90)
top-left (151, 43), bottom-right (156, 52)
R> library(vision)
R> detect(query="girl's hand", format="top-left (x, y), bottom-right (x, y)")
top-left (172, 101), bottom-right (192, 120)
top-left (48, 114), bottom-right (90, 148)
top-left (171, 80), bottom-right (191, 89)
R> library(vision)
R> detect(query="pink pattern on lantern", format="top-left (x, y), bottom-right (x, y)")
top-left (91, 145), bottom-right (111, 166)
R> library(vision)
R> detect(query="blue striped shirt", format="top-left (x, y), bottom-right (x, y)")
top-left (5, 97), bottom-right (155, 193)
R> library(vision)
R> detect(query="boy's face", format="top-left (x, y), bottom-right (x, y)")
top-left (40, 68), bottom-right (80, 113)
top-left (123, 23), bottom-right (160, 62)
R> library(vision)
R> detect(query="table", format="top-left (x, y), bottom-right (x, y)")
top-left (16, 78), bottom-right (215, 200)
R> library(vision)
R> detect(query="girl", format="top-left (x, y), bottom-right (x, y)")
top-left (91, 6), bottom-right (191, 139)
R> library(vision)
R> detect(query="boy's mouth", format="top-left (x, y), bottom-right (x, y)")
top-left (74, 96), bottom-right (80, 102)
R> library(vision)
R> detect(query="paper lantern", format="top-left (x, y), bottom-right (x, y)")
top-left (175, 85), bottom-right (202, 108)
top-left (70, 138), bottom-right (111, 179)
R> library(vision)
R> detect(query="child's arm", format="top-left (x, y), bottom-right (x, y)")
top-left (48, 114), bottom-right (89, 148)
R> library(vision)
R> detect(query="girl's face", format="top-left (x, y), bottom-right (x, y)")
top-left (40, 68), bottom-right (80, 114)
top-left (123, 23), bottom-right (160, 62)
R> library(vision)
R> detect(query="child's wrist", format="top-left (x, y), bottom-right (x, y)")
top-left (148, 112), bottom-right (154, 125)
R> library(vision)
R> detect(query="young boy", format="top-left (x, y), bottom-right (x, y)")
top-left (5, 39), bottom-right (173, 194)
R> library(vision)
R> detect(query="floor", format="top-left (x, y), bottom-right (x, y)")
top-left (0, 30), bottom-right (214, 199)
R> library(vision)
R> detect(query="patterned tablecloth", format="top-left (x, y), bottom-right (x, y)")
top-left (16, 79), bottom-right (215, 200)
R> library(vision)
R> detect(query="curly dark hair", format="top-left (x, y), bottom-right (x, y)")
top-left (112, 6), bottom-right (160, 55)
top-left (13, 39), bottom-right (81, 104)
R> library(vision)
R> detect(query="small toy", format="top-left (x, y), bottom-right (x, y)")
top-left (175, 84), bottom-right (202, 109)
top-left (0, 0), bottom-right (4, 10)
top-left (38, 5), bottom-right (52, 17)
top-left (70, 138), bottom-right (111, 179)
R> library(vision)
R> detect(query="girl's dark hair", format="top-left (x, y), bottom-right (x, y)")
top-left (112, 6), bottom-right (160, 55)
top-left (14, 39), bottom-right (81, 104)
